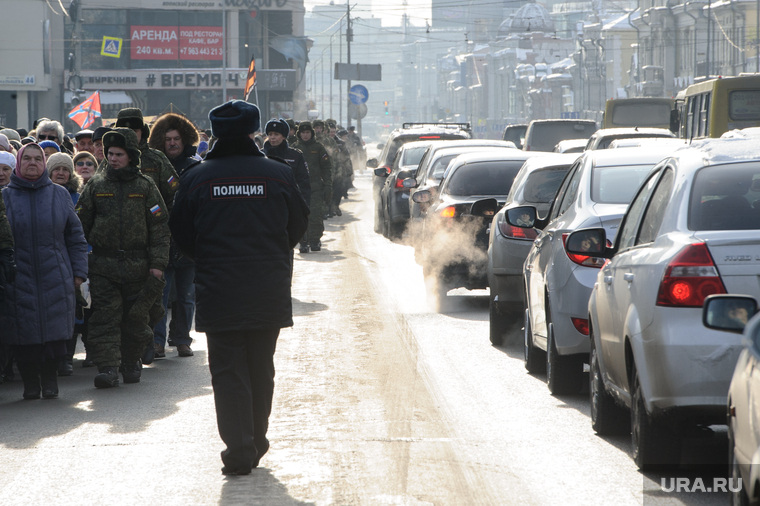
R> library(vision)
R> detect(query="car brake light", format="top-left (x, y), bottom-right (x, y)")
top-left (440, 206), bottom-right (456, 218)
top-left (656, 242), bottom-right (726, 307)
top-left (394, 177), bottom-right (405, 189)
top-left (419, 135), bottom-right (441, 139)
top-left (497, 214), bottom-right (537, 240)
top-left (562, 233), bottom-right (606, 268)
top-left (571, 317), bottom-right (589, 336)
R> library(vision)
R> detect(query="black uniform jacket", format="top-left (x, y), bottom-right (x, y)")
top-left (169, 137), bottom-right (309, 333)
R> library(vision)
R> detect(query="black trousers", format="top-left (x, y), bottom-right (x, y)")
top-left (207, 328), bottom-right (279, 470)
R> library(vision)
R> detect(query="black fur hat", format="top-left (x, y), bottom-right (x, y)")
top-left (208, 100), bottom-right (260, 138)
top-left (103, 127), bottom-right (141, 166)
top-left (265, 118), bottom-right (290, 137)
top-left (115, 108), bottom-right (144, 130)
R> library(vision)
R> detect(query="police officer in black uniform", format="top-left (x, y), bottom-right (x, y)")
top-left (169, 100), bottom-right (309, 475)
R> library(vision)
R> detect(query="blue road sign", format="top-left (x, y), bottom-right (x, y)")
top-left (349, 84), bottom-right (369, 105)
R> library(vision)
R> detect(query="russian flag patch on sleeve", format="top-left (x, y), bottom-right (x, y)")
top-left (150, 204), bottom-right (162, 216)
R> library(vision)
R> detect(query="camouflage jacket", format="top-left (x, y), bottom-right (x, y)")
top-left (0, 193), bottom-right (12, 251)
top-left (138, 140), bottom-right (180, 212)
top-left (76, 163), bottom-right (170, 281)
top-left (293, 137), bottom-right (332, 202)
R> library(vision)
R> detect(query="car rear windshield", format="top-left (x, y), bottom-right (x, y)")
top-left (400, 146), bottom-right (428, 167)
top-left (431, 154), bottom-right (461, 179)
top-left (522, 167), bottom-right (571, 203)
top-left (445, 161), bottom-right (525, 197)
top-left (689, 163), bottom-right (760, 230)
top-left (591, 164), bottom-right (653, 204)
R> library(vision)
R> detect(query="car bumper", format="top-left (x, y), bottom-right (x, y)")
top-left (633, 308), bottom-right (743, 419)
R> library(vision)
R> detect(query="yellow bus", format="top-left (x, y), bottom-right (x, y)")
top-left (676, 75), bottom-right (760, 139)
top-left (602, 97), bottom-right (675, 130)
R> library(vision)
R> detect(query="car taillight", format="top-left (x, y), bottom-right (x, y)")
top-left (656, 242), bottom-right (726, 307)
top-left (571, 317), bottom-right (589, 336)
top-left (381, 165), bottom-right (391, 175)
top-left (394, 177), bottom-right (405, 189)
top-left (562, 233), bottom-right (607, 268)
top-left (439, 206), bottom-right (456, 218)
top-left (496, 213), bottom-right (537, 240)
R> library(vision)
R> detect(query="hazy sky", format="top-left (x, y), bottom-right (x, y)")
top-left (305, 0), bottom-right (432, 26)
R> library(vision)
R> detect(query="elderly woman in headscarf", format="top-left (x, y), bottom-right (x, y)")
top-left (0, 151), bottom-right (14, 188)
top-left (47, 152), bottom-right (82, 204)
top-left (0, 143), bottom-right (88, 399)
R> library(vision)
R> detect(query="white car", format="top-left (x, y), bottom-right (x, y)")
top-left (565, 136), bottom-right (760, 470)
top-left (513, 147), bottom-right (676, 395)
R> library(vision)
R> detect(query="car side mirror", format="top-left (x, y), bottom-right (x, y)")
top-left (367, 158), bottom-right (379, 169)
top-left (402, 178), bottom-right (417, 188)
top-left (703, 294), bottom-right (758, 333)
top-left (397, 169), bottom-right (413, 180)
top-left (506, 206), bottom-right (539, 228)
top-left (374, 167), bottom-right (389, 177)
top-left (412, 190), bottom-right (431, 203)
top-left (564, 228), bottom-right (611, 257)
top-left (471, 198), bottom-right (500, 218)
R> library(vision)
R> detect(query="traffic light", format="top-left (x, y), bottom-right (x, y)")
top-left (384, 100), bottom-right (389, 115)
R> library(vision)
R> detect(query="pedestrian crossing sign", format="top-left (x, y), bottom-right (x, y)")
top-left (101, 36), bottom-right (122, 58)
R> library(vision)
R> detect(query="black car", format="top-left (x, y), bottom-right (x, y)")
top-left (412, 149), bottom-right (536, 304)
top-left (375, 140), bottom-right (433, 239)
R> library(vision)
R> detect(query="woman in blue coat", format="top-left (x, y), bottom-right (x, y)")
top-left (0, 143), bottom-right (88, 399)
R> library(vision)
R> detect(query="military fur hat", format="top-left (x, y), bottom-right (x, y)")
top-left (312, 119), bottom-right (326, 129)
top-left (265, 118), bottom-right (290, 137)
top-left (103, 127), bottom-right (141, 166)
top-left (297, 121), bottom-right (314, 136)
top-left (115, 108), bottom-right (145, 130)
top-left (326, 118), bottom-right (337, 129)
top-left (208, 100), bottom-right (260, 138)
top-left (92, 126), bottom-right (112, 142)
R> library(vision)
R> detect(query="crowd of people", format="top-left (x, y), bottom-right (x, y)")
top-left (0, 104), bottom-right (366, 400)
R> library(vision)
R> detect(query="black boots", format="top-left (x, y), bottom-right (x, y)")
top-left (94, 366), bottom-right (119, 388)
top-left (119, 360), bottom-right (142, 384)
top-left (18, 360), bottom-right (59, 399)
top-left (57, 357), bottom-right (74, 376)
top-left (17, 361), bottom-right (41, 400)
top-left (41, 359), bottom-right (59, 399)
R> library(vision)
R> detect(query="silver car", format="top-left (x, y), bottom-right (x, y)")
top-left (565, 137), bottom-right (760, 470)
top-left (703, 295), bottom-right (760, 505)
top-left (514, 147), bottom-right (676, 395)
top-left (477, 153), bottom-right (579, 345)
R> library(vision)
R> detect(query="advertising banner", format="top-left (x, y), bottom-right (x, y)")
top-left (131, 25), bottom-right (223, 61)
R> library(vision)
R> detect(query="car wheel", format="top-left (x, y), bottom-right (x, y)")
top-left (524, 308), bottom-right (546, 373)
top-left (631, 364), bottom-right (680, 470)
top-left (729, 411), bottom-right (751, 506)
top-left (545, 305), bottom-right (584, 395)
top-left (589, 330), bottom-right (628, 435)
top-left (489, 296), bottom-right (508, 346)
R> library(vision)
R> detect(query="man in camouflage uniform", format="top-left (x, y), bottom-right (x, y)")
top-left (312, 120), bottom-right (342, 218)
top-left (114, 108), bottom-right (180, 211)
top-left (326, 119), bottom-right (353, 216)
top-left (292, 121), bottom-right (331, 253)
top-left (76, 128), bottom-right (170, 388)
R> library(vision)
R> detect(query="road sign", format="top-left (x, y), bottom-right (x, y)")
top-left (101, 36), bottom-right (123, 58)
top-left (349, 85), bottom-right (369, 105)
top-left (348, 103), bottom-right (368, 120)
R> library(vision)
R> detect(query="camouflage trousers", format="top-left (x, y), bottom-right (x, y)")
top-left (88, 273), bottom-right (165, 368)
top-left (305, 190), bottom-right (327, 244)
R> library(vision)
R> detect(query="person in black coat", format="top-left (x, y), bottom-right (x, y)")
top-left (262, 118), bottom-right (311, 206)
top-left (169, 100), bottom-right (309, 475)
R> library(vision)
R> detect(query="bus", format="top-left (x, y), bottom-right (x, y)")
top-left (602, 97), bottom-right (675, 130)
top-left (675, 75), bottom-right (760, 139)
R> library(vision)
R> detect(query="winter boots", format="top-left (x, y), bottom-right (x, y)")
top-left (94, 366), bottom-right (119, 388)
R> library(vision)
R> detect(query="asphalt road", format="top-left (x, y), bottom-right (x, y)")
top-left (0, 170), bottom-right (730, 505)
